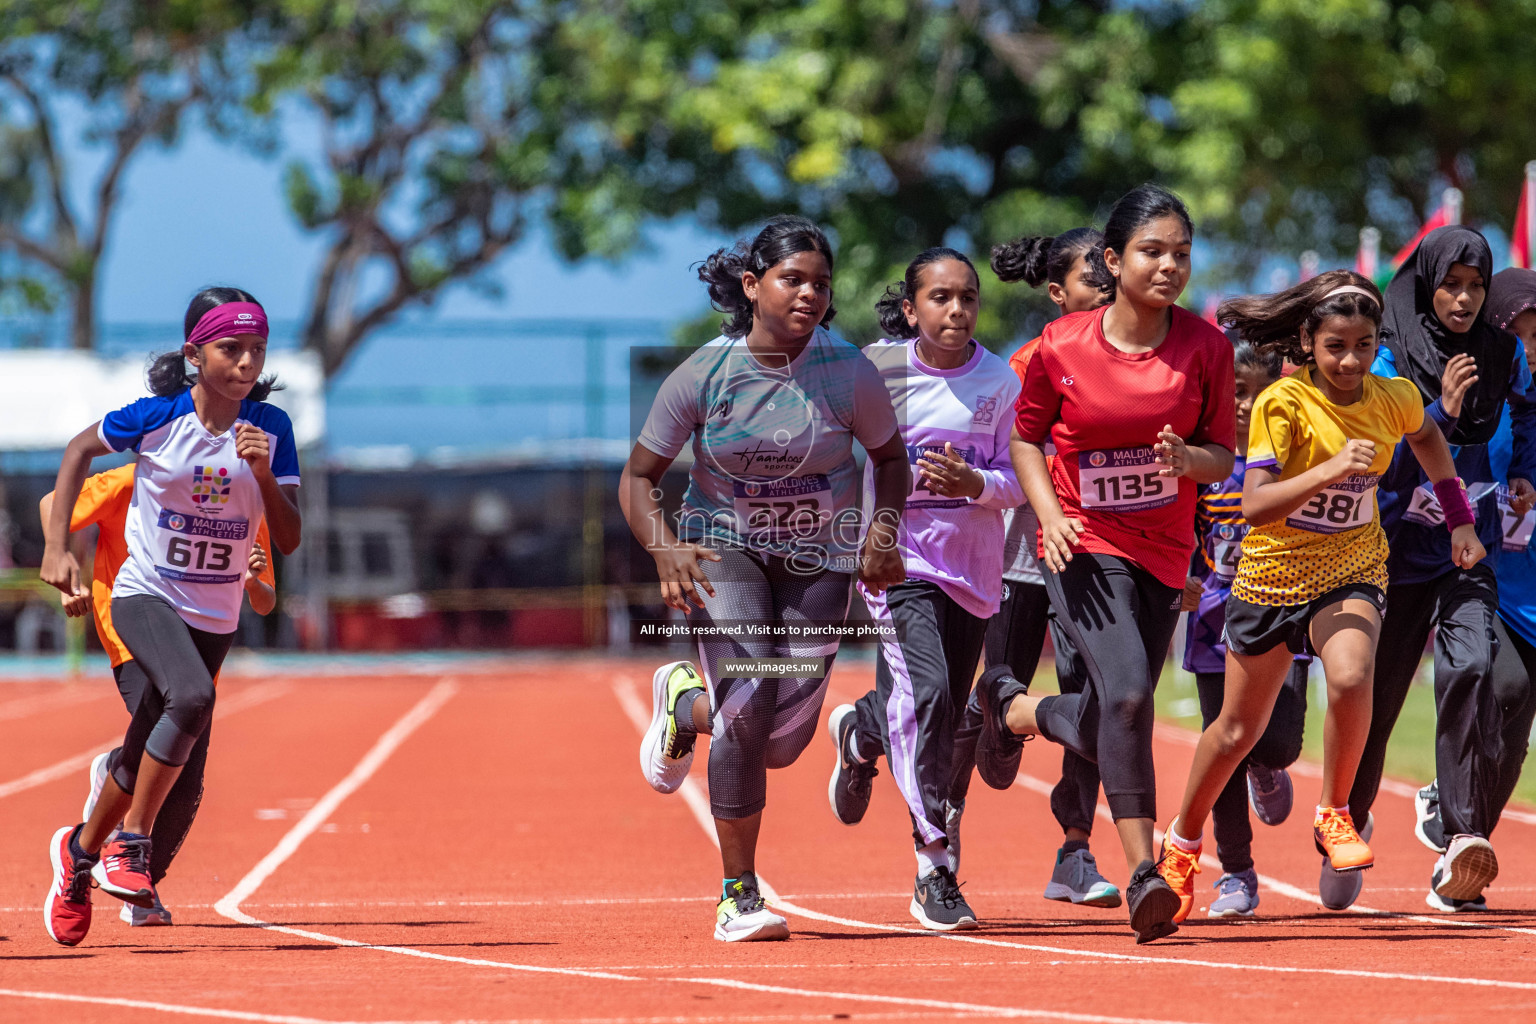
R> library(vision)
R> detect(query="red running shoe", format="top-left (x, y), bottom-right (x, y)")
top-left (44, 826), bottom-right (93, 946)
top-left (92, 834), bottom-right (156, 908)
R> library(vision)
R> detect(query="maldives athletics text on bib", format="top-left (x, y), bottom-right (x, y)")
top-left (1286, 473), bottom-right (1378, 534)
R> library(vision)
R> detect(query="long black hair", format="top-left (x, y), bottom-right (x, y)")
top-left (1217, 269), bottom-right (1383, 365)
top-left (1231, 334), bottom-right (1283, 379)
top-left (697, 215), bottom-right (837, 338)
top-left (874, 246), bottom-right (978, 339)
top-left (147, 286), bottom-right (282, 401)
top-left (991, 227), bottom-right (1112, 297)
top-left (1086, 183), bottom-right (1193, 285)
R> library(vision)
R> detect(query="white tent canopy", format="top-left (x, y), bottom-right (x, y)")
top-left (0, 349), bottom-right (325, 451)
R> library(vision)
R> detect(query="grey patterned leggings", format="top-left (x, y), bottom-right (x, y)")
top-left (690, 546), bottom-right (853, 819)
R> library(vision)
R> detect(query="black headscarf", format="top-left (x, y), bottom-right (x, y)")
top-left (1487, 267), bottom-right (1536, 331)
top-left (1380, 225), bottom-right (1516, 446)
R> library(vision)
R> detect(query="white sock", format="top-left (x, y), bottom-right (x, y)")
top-left (1316, 803), bottom-right (1349, 818)
top-left (1167, 817), bottom-right (1202, 853)
top-left (916, 839), bottom-right (948, 877)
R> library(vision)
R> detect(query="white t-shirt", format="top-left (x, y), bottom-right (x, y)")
top-left (637, 329), bottom-right (898, 568)
top-left (100, 391), bottom-right (300, 633)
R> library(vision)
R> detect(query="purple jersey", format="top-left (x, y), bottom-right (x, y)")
top-left (861, 339), bottom-right (1023, 618)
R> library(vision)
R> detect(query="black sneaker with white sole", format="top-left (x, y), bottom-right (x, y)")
top-left (1415, 779), bottom-right (1447, 853)
top-left (826, 704), bottom-right (878, 825)
top-left (974, 665), bottom-right (1029, 790)
top-left (910, 866), bottom-right (977, 931)
top-left (1126, 859), bottom-right (1180, 944)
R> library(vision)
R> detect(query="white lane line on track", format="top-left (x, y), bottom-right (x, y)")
top-left (0, 679), bottom-right (293, 802)
top-left (207, 673), bottom-right (1199, 1024)
top-left (0, 686), bottom-right (109, 722)
top-left (0, 995), bottom-right (996, 1024)
top-left (1013, 771), bottom-right (1536, 938)
top-left (614, 681), bottom-right (1536, 994)
top-left (611, 676), bottom-right (1536, 999)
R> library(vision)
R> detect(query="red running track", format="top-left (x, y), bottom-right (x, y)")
top-left (0, 657), bottom-right (1533, 1023)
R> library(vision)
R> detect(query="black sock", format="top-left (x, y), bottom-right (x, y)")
top-left (1061, 839), bottom-right (1090, 855)
top-left (674, 688), bottom-right (711, 735)
top-left (68, 826), bottom-right (98, 865)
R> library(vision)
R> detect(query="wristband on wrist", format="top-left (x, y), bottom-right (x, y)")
top-left (1434, 477), bottom-right (1475, 530)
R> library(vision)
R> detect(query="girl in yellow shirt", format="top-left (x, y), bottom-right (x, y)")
top-left (1156, 269), bottom-right (1483, 923)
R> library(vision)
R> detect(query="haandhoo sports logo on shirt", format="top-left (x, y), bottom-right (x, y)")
top-left (973, 395), bottom-right (998, 426)
top-left (191, 465), bottom-right (232, 508)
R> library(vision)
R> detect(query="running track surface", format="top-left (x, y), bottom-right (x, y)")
top-left (1, 657), bottom-right (1534, 1024)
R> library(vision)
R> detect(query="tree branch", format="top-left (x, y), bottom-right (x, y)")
top-left (0, 223), bottom-right (65, 271)
top-left (2, 72), bottom-right (78, 248)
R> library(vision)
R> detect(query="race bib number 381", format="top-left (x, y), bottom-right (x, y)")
top-left (1078, 446), bottom-right (1174, 512)
top-left (1286, 474), bottom-right (1378, 534)
top-left (154, 509), bottom-right (248, 584)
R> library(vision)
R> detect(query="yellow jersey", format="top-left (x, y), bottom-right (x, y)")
top-left (1232, 368), bottom-right (1423, 606)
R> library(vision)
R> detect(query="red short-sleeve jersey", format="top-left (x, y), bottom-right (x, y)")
top-left (1013, 305), bottom-right (1236, 588)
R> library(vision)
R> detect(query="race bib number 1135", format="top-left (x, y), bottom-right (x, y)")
top-left (1078, 446), bottom-right (1174, 512)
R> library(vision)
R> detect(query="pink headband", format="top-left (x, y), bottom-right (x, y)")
top-left (186, 302), bottom-right (268, 346)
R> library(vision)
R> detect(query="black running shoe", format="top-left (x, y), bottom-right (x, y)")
top-left (910, 866), bottom-right (977, 931)
top-left (826, 704), bottom-right (878, 825)
top-left (974, 665), bottom-right (1029, 790)
top-left (1126, 859), bottom-right (1180, 944)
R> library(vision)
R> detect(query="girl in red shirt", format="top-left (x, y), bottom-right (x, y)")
top-left (974, 184), bottom-right (1237, 944)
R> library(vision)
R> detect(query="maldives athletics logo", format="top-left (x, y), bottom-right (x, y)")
top-left (192, 465), bottom-right (232, 508)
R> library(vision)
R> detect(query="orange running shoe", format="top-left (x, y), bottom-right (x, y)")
top-left (1314, 807), bottom-right (1373, 871)
top-left (1158, 829), bottom-right (1203, 923)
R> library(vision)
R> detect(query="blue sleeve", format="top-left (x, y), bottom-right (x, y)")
top-left (97, 395), bottom-right (179, 453)
top-left (244, 401), bottom-right (302, 486)
top-left (1507, 344), bottom-right (1536, 484)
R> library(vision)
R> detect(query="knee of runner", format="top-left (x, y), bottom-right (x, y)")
top-left (1104, 687), bottom-right (1152, 730)
top-left (1324, 664), bottom-right (1373, 696)
top-left (1211, 716), bottom-right (1260, 759)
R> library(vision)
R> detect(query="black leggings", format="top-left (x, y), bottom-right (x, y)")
top-left (106, 660), bottom-right (210, 884)
top-left (1033, 554), bottom-right (1181, 821)
top-left (110, 595), bottom-right (231, 792)
top-left (690, 546), bottom-right (853, 819)
top-left (950, 580), bottom-right (1100, 835)
top-left (1195, 662), bottom-right (1308, 874)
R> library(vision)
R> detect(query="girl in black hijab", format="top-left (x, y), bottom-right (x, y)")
top-left (1345, 226), bottom-right (1536, 913)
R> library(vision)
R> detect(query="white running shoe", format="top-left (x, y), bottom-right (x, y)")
top-left (714, 873), bottom-right (788, 942)
top-left (1043, 847), bottom-right (1122, 908)
top-left (1414, 779), bottom-right (1447, 853)
top-left (1432, 835), bottom-right (1498, 903)
top-left (639, 662), bottom-right (706, 794)
top-left (120, 894), bottom-right (173, 926)
top-left (1317, 812), bottom-right (1373, 910)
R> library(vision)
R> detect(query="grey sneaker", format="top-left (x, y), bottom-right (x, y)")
top-left (944, 799), bottom-right (964, 874)
top-left (975, 665), bottom-right (1029, 790)
top-left (1432, 835), bottom-right (1498, 903)
top-left (1415, 779), bottom-right (1447, 853)
top-left (826, 704), bottom-right (878, 825)
top-left (1208, 869), bottom-right (1259, 917)
top-left (910, 866), bottom-right (977, 931)
top-left (1318, 812), bottom-right (1373, 910)
top-left (120, 893), bottom-right (173, 926)
top-left (1043, 847), bottom-right (1122, 908)
top-left (1246, 764), bottom-right (1294, 826)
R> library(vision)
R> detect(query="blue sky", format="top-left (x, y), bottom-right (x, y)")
top-left (77, 111), bottom-right (727, 327)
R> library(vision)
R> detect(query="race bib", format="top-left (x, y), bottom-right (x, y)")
top-left (1402, 480), bottom-right (1498, 527)
top-left (1209, 522), bottom-right (1247, 581)
top-left (732, 475), bottom-right (832, 544)
top-left (1286, 474), bottom-right (1378, 534)
top-left (153, 509), bottom-right (248, 584)
top-left (908, 442), bottom-right (976, 509)
top-left (1078, 447), bottom-right (1174, 512)
top-left (1498, 485), bottom-right (1535, 553)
